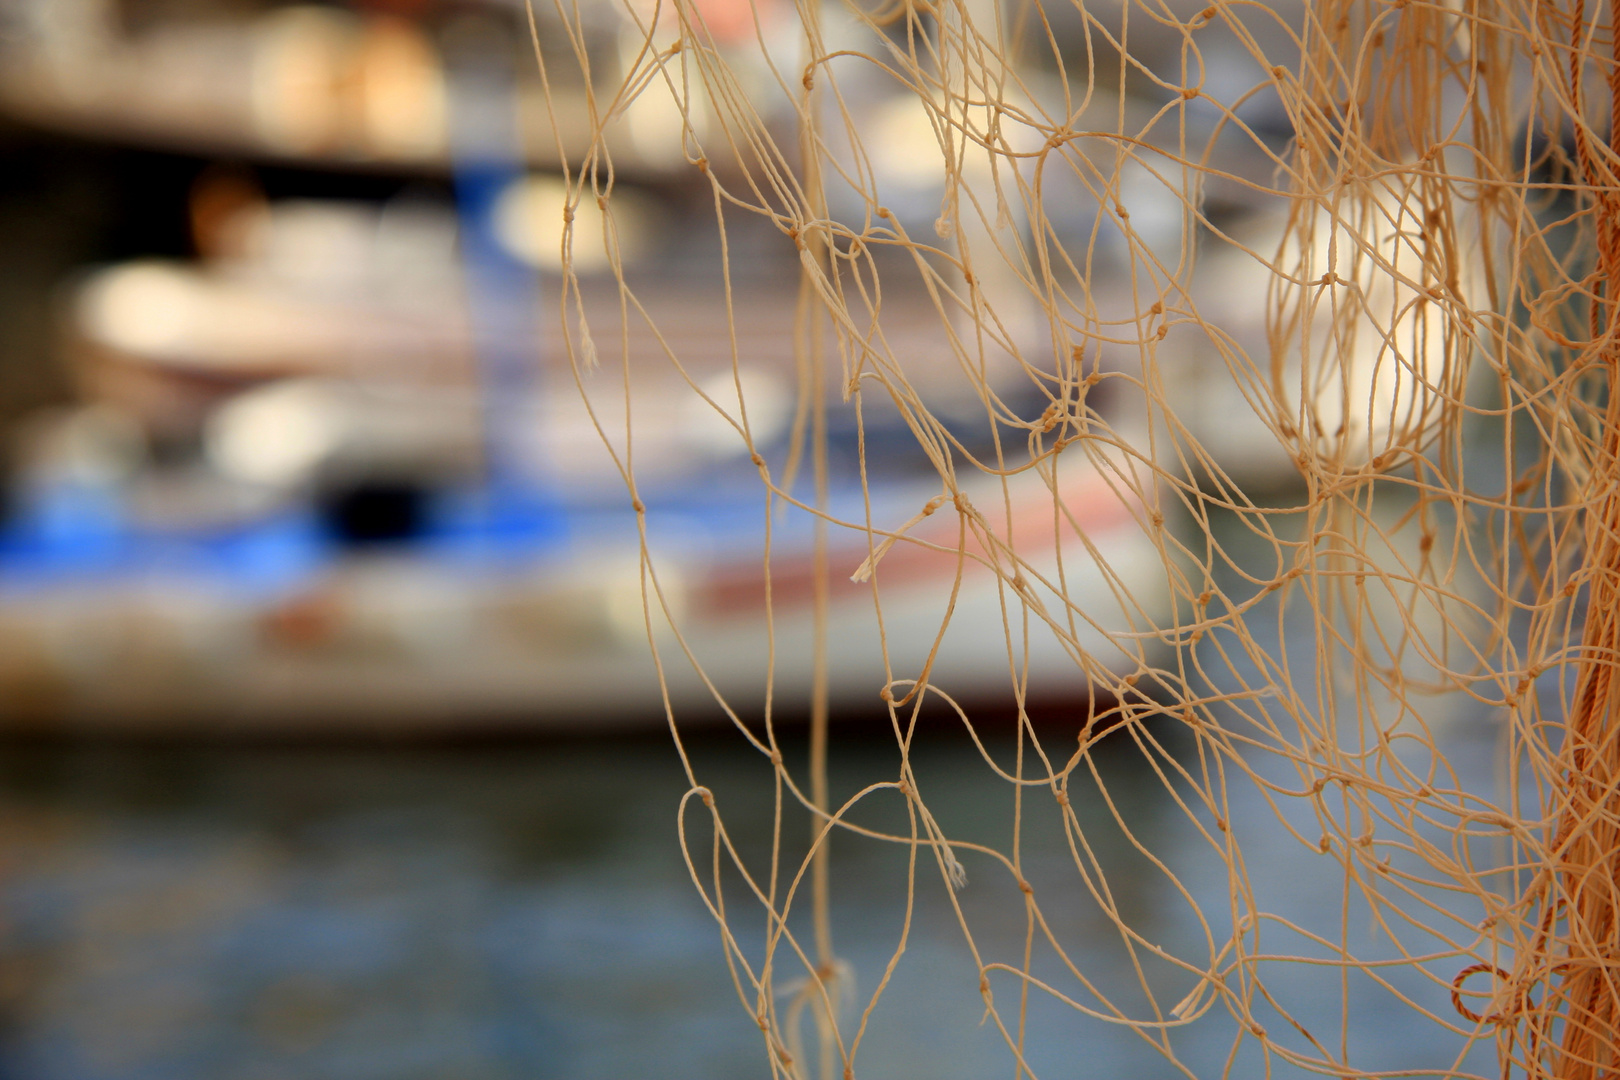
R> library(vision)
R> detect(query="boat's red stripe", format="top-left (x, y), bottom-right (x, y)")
top-left (696, 469), bottom-right (1141, 617)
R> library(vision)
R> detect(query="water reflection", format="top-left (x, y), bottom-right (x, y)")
top-left (0, 740), bottom-right (743, 1080)
top-left (0, 715), bottom-right (1504, 1080)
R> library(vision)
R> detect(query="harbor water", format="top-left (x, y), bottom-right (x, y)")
top-left (0, 705), bottom-right (1508, 1079)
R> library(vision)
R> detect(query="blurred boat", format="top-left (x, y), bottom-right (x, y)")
top-left (0, 191), bottom-right (1166, 734)
top-left (0, 441), bottom-right (1160, 734)
top-left (0, 0), bottom-right (778, 181)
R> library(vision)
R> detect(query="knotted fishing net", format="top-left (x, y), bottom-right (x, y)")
top-left (528, 0), bottom-right (1620, 1075)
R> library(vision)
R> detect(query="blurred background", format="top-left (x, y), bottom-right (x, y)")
top-left (0, 0), bottom-right (1502, 1077)
top-left (0, 0), bottom-right (820, 731)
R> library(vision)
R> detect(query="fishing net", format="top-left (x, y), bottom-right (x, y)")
top-left (527, 0), bottom-right (1620, 1075)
